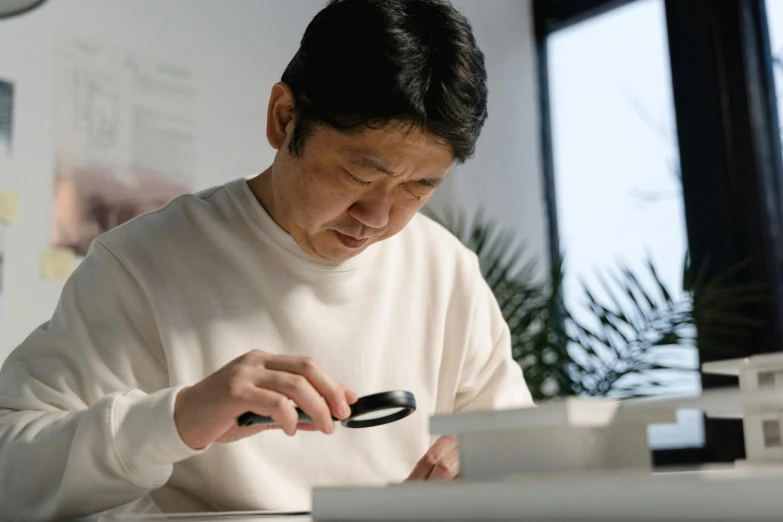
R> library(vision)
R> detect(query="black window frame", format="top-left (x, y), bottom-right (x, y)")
top-left (534, 0), bottom-right (783, 466)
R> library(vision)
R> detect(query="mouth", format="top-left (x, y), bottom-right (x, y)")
top-left (334, 231), bottom-right (370, 249)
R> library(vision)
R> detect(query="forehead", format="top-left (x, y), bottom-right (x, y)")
top-left (310, 122), bottom-right (454, 171)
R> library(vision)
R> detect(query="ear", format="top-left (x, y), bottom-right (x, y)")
top-left (266, 82), bottom-right (296, 150)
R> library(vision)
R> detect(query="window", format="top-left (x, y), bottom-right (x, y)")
top-left (537, 0), bottom-right (783, 465)
top-left (767, 0), bottom-right (783, 144)
top-left (762, 419), bottom-right (781, 448)
top-left (547, 0), bottom-right (701, 449)
top-left (758, 371), bottom-right (776, 390)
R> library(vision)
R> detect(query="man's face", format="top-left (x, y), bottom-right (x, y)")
top-left (260, 86), bottom-right (454, 263)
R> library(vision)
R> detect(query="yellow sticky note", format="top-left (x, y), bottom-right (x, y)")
top-left (0, 189), bottom-right (20, 224)
top-left (42, 247), bottom-right (76, 280)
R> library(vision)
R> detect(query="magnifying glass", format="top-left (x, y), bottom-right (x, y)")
top-left (237, 390), bottom-right (416, 429)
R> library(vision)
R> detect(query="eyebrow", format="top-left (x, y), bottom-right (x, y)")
top-left (347, 154), bottom-right (444, 188)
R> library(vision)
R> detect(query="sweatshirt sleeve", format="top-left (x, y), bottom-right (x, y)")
top-left (0, 239), bottom-right (207, 522)
top-left (453, 257), bottom-right (535, 413)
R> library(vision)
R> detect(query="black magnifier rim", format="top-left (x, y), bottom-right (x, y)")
top-left (0, 0), bottom-right (48, 20)
top-left (341, 390), bottom-right (416, 428)
top-left (237, 390), bottom-right (416, 428)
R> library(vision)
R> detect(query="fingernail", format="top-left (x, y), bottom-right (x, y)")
top-left (340, 402), bottom-right (351, 418)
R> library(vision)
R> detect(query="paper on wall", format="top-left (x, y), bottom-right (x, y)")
top-left (42, 246), bottom-right (76, 280)
top-left (0, 225), bottom-right (5, 324)
top-left (0, 79), bottom-right (12, 161)
top-left (0, 189), bottom-right (19, 223)
top-left (52, 37), bottom-right (197, 256)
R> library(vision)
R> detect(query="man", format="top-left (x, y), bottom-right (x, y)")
top-left (0, 0), bottom-right (533, 519)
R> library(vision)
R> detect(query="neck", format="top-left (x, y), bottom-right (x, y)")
top-left (247, 167), bottom-right (288, 234)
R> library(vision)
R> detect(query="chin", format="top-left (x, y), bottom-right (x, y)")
top-left (313, 237), bottom-right (373, 262)
top-left (322, 246), bottom-right (367, 262)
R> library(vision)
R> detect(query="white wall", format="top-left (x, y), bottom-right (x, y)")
top-left (435, 0), bottom-right (547, 267)
top-left (0, 0), bottom-right (546, 360)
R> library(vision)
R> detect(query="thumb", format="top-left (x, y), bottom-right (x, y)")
top-left (345, 388), bottom-right (360, 404)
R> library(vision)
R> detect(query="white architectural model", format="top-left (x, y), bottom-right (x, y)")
top-left (312, 354), bottom-right (783, 520)
top-left (702, 353), bottom-right (783, 465)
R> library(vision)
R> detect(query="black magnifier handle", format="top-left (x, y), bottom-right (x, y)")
top-left (237, 408), bottom-right (317, 427)
top-left (237, 390), bottom-right (416, 428)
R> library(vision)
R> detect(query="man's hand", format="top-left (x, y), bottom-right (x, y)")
top-left (174, 350), bottom-right (359, 450)
top-left (406, 435), bottom-right (459, 481)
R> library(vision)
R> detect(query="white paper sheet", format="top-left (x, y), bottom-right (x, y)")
top-left (0, 224), bottom-right (5, 324)
top-left (0, 78), bottom-right (12, 161)
top-left (52, 37), bottom-right (197, 256)
top-left (102, 512), bottom-right (311, 522)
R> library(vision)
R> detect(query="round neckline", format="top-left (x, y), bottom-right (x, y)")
top-left (226, 177), bottom-right (369, 273)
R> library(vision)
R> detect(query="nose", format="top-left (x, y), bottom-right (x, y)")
top-left (348, 186), bottom-right (392, 230)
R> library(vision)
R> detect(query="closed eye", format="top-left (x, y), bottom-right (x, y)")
top-left (417, 178), bottom-right (441, 189)
top-left (343, 169), bottom-right (372, 186)
top-left (406, 178), bottom-right (440, 195)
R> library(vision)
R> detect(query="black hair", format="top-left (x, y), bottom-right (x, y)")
top-left (281, 0), bottom-right (488, 164)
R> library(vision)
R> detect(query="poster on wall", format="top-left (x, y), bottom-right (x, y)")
top-left (52, 38), bottom-right (197, 256)
top-left (0, 225), bottom-right (6, 324)
top-left (0, 79), bottom-right (12, 161)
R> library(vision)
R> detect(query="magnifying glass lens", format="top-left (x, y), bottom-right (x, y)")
top-left (350, 407), bottom-right (408, 421)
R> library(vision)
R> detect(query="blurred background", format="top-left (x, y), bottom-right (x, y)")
top-left (0, 0), bottom-right (782, 470)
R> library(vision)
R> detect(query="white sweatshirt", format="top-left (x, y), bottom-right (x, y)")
top-left (0, 178), bottom-right (532, 521)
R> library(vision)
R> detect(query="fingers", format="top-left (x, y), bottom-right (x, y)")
top-left (255, 369), bottom-right (336, 434)
top-left (179, 350), bottom-right (358, 448)
top-left (407, 435), bottom-right (459, 481)
top-left (264, 354), bottom-right (354, 421)
top-left (230, 351), bottom-right (358, 437)
top-left (243, 386), bottom-right (300, 436)
top-left (425, 446), bottom-right (459, 480)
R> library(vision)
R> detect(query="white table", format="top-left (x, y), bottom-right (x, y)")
top-left (93, 514), bottom-right (312, 522)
